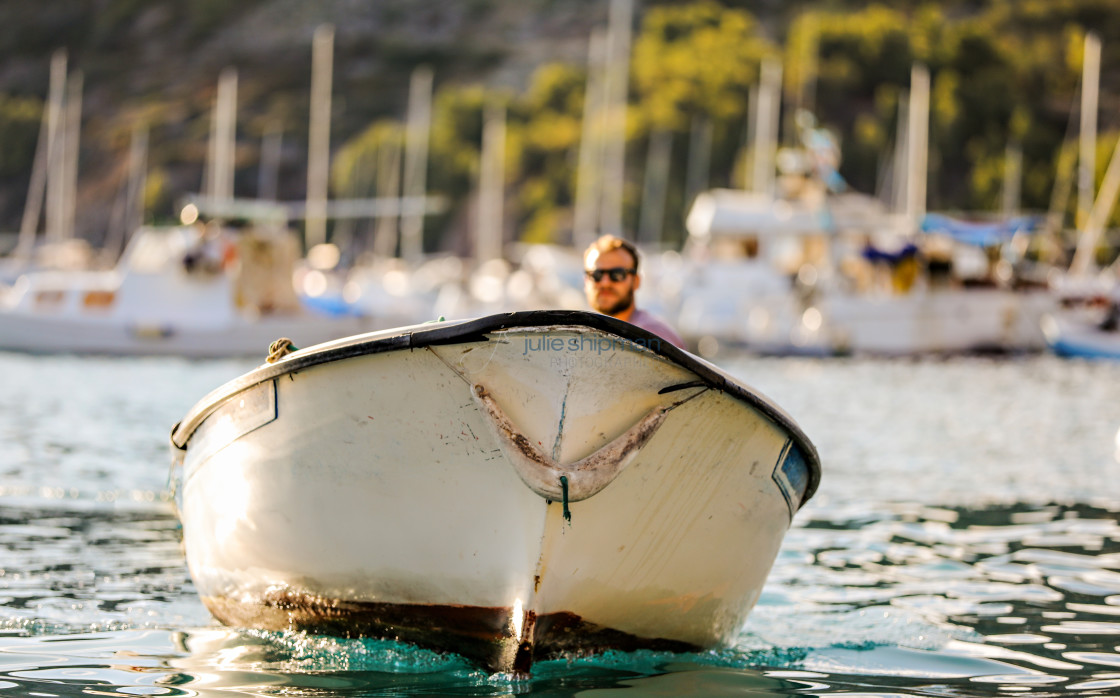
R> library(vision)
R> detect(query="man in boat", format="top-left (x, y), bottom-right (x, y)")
top-left (583, 234), bottom-right (687, 350)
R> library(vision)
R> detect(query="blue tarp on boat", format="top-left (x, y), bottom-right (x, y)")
top-left (920, 213), bottom-right (1040, 247)
top-left (862, 242), bottom-right (919, 263)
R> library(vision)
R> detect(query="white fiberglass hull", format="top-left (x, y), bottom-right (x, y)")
top-left (0, 225), bottom-right (375, 357)
top-left (820, 288), bottom-right (1056, 356)
top-left (0, 308), bottom-right (371, 357)
top-left (1042, 311), bottom-right (1120, 359)
top-left (170, 311), bottom-right (820, 673)
top-left (728, 288), bottom-right (1055, 357)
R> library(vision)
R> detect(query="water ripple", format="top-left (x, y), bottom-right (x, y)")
top-left (2, 353), bottom-right (1120, 694)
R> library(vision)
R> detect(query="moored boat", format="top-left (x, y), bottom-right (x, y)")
top-left (168, 310), bottom-right (821, 674)
top-left (0, 224), bottom-right (373, 357)
top-left (1042, 307), bottom-right (1120, 359)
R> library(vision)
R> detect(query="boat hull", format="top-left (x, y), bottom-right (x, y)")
top-left (171, 311), bottom-right (819, 673)
top-left (0, 225), bottom-right (375, 357)
top-left (821, 288), bottom-right (1055, 355)
top-left (1042, 311), bottom-right (1120, 359)
top-left (0, 307), bottom-right (371, 357)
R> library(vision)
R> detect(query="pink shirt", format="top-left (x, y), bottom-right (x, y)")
top-left (626, 308), bottom-right (687, 351)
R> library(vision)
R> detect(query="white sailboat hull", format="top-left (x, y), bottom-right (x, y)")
top-left (0, 306), bottom-right (370, 357)
top-left (0, 226), bottom-right (373, 357)
top-left (1042, 310), bottom-right (1120, 359)
top-left (684, 287), bottom-right (1055, 357)
top-left (821, 288), bottom-right (1055, 355)
top-left (170, 311), bottom-right (820, 673)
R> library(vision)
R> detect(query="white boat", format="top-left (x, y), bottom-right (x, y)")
top-left (681, 189), bottom-right (1056, 356)
top-left (817, 274), bottom-right (1056, 357)
top-left (0, 224), bottom-right (374, 357)
top-left (168, 310), bottom-right (821, 674)
top-left (1042, 304), bottom-right (1120, 359)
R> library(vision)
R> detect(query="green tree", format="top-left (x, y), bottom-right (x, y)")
top-left (0, 94), bottom-right (41, 178)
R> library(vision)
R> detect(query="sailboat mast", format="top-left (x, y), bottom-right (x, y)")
top-left (210, 67), bottom-right (237, 205)
top-left (401, 65), bottom-right (433, 264)
top-left (599, 0), bottom-right (631, 239)
top-left (476, 102), bottom-right (507, 264)
top-left (1077, 32), bottom-right (1100, 233)
top-left (60, 69), bottom-right (82, 242)
top-left (905, 65), bottom-right (929, 234)
top-left (572, 29), bottom-right (607, 251)
top-left (1070, 130), bottom-right (1120, 276)
top-left (372, 132), bottom-right (402, 258)
top-left (306, 24), bottom-right (334, 249)
top-left (44, 50), bottom-right (67, 244)
top-left (753, 57), bottom-right (781, 198)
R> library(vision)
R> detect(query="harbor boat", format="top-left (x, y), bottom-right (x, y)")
top-left (1042, 303), bottom-right (1120, 359)
top-left (168, 309), bottom-right (821, 674)
top-left (0, 224), bottom-right (373, 357)
top-left (816, 210), bottom-right (1055, 356)
top-left (675, 70), bottom-right (1056, 358)
top-left (680, 190), bottom-right (1055, 357)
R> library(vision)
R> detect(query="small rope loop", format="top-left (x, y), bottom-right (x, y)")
top-left (266, 337), bottom-right (298, 364)
top-left (559, 475), bottom-right (571, 523)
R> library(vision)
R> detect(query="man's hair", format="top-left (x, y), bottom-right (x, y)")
top-left (584, 234), bottom-right (639, 272)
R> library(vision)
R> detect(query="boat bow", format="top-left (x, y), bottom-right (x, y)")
top-left (168, 310), bottom-right (822, 674)
top-left (471, 382), bottom-right (703, 502)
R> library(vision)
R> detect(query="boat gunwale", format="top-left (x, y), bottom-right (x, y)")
top-left (169, 309), bottom-right (821, 505)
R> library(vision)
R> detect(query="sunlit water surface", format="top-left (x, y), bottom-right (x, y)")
top-left (1, 351), bottom-right (1119, 696)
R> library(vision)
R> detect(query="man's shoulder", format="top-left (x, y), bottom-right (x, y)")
top-left (627, 309), bottom-right (686, 349)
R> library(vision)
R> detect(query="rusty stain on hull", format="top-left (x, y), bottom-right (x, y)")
top-left (532, 611), bottom-right (700, 658)
top-left (472, 383), bottom-right (683, 502)
top-left (205, 590), bottom-right (519, 673)
top-left (204, 591), bottom-right (701, 674)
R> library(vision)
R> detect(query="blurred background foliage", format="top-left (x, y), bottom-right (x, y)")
top-left (1, 0), bottom-right (1120, 255)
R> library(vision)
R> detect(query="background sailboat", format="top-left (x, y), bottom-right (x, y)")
top-left (0, 47), bottom-right (382, 358)
top-left (681, 64), bottom-right (1056, 357)
top-left (1041, 33), bottom-right (1120, 359)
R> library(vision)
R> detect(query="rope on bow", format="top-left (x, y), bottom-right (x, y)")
top-left (266, 337), bottom-right (298, 364)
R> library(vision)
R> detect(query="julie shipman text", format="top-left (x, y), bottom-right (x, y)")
top-left (523, 335), bottom-right (662, 355)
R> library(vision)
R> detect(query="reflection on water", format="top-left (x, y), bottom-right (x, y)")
top-left (0, 506), bottom-right (207, 636)
top-left (1, 501), bottom-right (1119, 695)
top-left (723, 355), bottom-right (1120, 508)
top-left (2, 352), bottom-right (1120, 695)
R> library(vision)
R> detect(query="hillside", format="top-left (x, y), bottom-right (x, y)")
top-left (2, 0), bottom-right (1120, 255)
top-left (0, 0), bottom-right (617, 243)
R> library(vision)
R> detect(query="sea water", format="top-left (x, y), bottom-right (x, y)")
top-left (1, 350), bottom-right (1119, 696)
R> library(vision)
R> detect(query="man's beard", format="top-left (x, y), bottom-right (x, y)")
top-left (593, 289), bottom-right (634, 316)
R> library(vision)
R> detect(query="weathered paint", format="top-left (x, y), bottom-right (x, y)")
top-left (203, 593), bottom-right (701, 675)
top-left (471, 382), bottom-right (683, 502)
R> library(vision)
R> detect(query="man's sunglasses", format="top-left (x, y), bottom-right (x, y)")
top-left (585, 267), bottom-right (636, 283)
